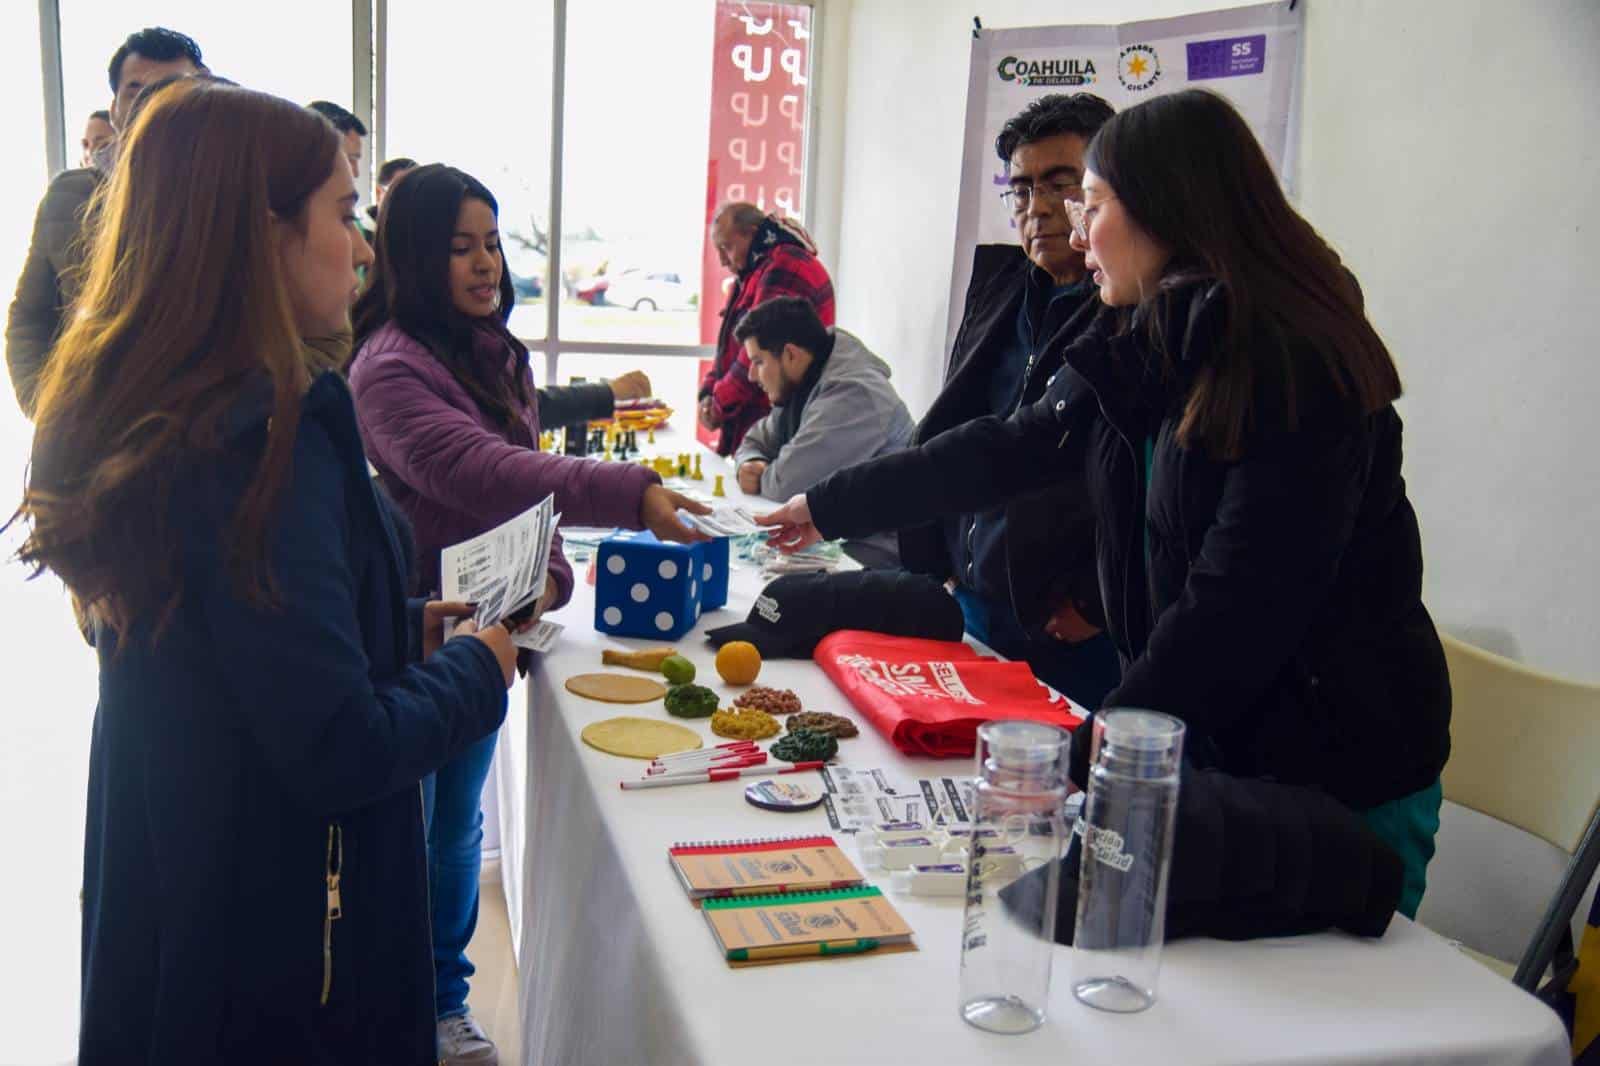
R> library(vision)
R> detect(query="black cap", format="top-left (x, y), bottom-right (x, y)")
top-left (705, 570), bottom-right (966, 659)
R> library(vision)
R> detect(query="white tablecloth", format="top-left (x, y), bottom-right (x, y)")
top-left (497, 430), bottom-right (1568, 1066)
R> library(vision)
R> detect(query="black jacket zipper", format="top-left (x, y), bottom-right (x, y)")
top-left (321, 822), bottom-right (343, 1006)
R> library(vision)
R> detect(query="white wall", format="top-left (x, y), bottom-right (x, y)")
top-left (818, 0), bottom-right (1600, 681)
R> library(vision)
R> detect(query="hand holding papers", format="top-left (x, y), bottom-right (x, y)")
top-left (441, 494), bottom-right (561, 631)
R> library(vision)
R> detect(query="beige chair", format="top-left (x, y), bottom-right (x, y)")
top-left (1436, 633), bottom-right (1600, 990)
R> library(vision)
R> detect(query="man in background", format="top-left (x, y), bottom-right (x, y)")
top-left (79, 111), bottom-right (113, 168)
top-left (733, 296), bottom-right (911, 567)
top-left (699, 202), bottom-right (833, 456)
top-left (363, 157), bottom-right (417, 242)
top-left (308, 100), bottom-right (367, 178)
top-left (6, 26), bottom-right (204, 416)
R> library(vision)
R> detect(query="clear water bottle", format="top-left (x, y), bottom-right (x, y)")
top-left (1071, 709), bottom-right (1185, 1013)
top-left (958, 720), bottom-right (1069, 1034)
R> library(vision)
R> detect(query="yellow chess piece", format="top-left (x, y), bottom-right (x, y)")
top-left (713, 474), bottom-right (726, 498)
top-left (647, 427), bottom-right (656, 445)
top-left (691, 454), bottom-right (704, 481)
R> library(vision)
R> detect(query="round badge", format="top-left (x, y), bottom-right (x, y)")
top-left (744, 779), bottom-right (825, 812)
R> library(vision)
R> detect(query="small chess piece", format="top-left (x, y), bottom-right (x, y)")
top-left (712, 474), bottom-right (726, 498)
top-left (677, 453), bottom-right (689, 478)
top-left (647, 427), bottom-right (656, 445)
top-left (691, 454), bottom-right (704, 480)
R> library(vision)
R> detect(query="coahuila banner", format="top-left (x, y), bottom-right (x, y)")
top-left (945, 1), bottom-right (1304, 355)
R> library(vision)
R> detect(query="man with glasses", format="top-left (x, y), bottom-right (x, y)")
top-left (898, 92), bottom-right (1122, 708)
top-left (7, 26), bottom-right (204, 416)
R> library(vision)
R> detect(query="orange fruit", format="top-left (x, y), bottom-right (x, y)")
top-left (715, 641), bottom-right (762, 685)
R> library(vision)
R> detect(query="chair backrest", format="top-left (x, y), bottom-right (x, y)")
top-left (1440, 633), bottom-right (1600, 854)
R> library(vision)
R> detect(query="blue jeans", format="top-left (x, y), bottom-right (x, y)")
top-left (421, 730), bottom-right (498, 1020)
top-left (953, 585), bottom-right (1121, 710)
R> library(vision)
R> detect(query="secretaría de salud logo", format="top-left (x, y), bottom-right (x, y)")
top-left (996, 54), bottom-right (1098, 87)
top-left (1117, 44), bottom-right (1162, 92)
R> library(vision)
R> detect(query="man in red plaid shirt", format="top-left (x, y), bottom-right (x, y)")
top-left (701, 203), bottom-right (835, 455)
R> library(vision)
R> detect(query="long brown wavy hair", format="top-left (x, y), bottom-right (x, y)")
top-left (1086, 89), bottom-right (1401, 459)
top-left (12, 79), bottom-right (341, 640)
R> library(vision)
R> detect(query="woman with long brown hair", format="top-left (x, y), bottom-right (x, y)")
top-left (760, 89), bottom-right (1450, 921)
top-left (15, 79), bottom-right (517, 1063)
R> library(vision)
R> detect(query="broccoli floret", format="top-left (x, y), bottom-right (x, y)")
top-left (664, 684), bottom-right (718, 718)
top-left (771, 728), bottom-right (838, 763)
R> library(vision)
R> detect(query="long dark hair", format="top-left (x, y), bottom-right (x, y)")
top-left (13, 79), bottom-right (339, 639)
top-left (1086, 89), bottom-right (1401, 459)
top-left (352, 163), bottom-right (530, 432)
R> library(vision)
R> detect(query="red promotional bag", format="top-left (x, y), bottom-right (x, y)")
top-left (814, 631), bottom-right (1086, 758)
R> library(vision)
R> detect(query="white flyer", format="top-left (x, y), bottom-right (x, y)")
top-left (819, 766), bottom-right (923, 834)
top-left (512, 619), bottom-right (565, 654)
top-left (440, 494), bottom-right (561, 629)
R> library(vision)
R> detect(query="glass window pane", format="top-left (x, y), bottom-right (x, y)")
top-left (388, 0), bottom-right (554, 340)
top-left (60, 3), bottom-right (353, 158)
top-left (559, 0), bottom-right (717, 346)
top-left (559, 1), bottom-right (813, 348)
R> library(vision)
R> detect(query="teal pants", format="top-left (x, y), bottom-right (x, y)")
top-left (1361, 778), bottom-right (1443, 919)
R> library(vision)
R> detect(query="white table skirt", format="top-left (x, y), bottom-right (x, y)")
top-left (496, 430), bottom-right (1568, 1066)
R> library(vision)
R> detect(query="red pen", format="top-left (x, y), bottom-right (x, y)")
top-left (621, 761), bottom-right (828, 790)
top-left (645, 753), bottom-right (767, 776)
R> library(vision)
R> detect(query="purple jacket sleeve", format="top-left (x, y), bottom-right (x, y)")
top-left (350, 352), bottom-right (660, 609)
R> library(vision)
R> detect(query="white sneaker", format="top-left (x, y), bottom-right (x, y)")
top-left (437, 1012), bottom-right (499, 1065)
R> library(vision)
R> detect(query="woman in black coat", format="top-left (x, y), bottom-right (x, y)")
top-left (759, 90), bottom-right (1450, 918)
top-left (15, 80), bottom-right (520, 1063)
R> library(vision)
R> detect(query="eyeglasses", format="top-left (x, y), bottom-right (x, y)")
top-left (1064, 195), bottom-right (1117, 243)
top-left (1000, 179), bottom-right (1083, 214)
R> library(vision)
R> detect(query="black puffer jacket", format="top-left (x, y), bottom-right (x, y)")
top-left (808, 282), bottom-right (1450, 810)
top-left (898, 244), bottom-right (1102, 629)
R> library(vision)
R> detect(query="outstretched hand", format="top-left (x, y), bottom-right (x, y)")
top-left (754, 493), bottom-right (821, 553)
top-left (641, 484), bottom-right (712, 544)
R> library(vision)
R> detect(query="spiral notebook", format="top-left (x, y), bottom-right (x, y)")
top-left (668, 834), bottom-right (865, 901)
top-left (702, 885), bottom-right (917, 968)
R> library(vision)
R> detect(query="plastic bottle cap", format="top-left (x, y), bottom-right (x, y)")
top-left (1096, 708), bottom-right (1186, 777)
top-left (889, 869), bottom-right (911, 893)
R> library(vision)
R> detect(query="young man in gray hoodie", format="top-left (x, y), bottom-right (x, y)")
top-left (733, 296), bottom-right (913, 566)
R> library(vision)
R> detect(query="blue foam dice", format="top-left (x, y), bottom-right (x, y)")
top-left (697, 535), bottom-right (730, 611)
top-left (595, 530), bottom-right (729, 639)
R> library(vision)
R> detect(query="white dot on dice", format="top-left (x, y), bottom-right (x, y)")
top-left (603, 606), bottom-right (622, 626)
top-left (654, 611), bottom-right (673, 632)
top-left (630, 583), bottom-right (650, 603)
top-left (658, 559), bottom-right (678, 580)
top-left (703, 563), bottom-right (712, 581)
top-left (606, 556), bottom-right (626, 575)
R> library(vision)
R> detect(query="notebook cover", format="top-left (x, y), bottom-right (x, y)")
top-left (702, 885), bottom-right (917, 967)
top-left (668, 835), bottom-right (864, 900)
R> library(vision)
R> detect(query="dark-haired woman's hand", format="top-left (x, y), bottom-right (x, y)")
top-left (640, 484), bottom-right (712, 544)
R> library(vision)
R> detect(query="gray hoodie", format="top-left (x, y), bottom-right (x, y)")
top-left (734, 328), bottom-right (914, 503)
